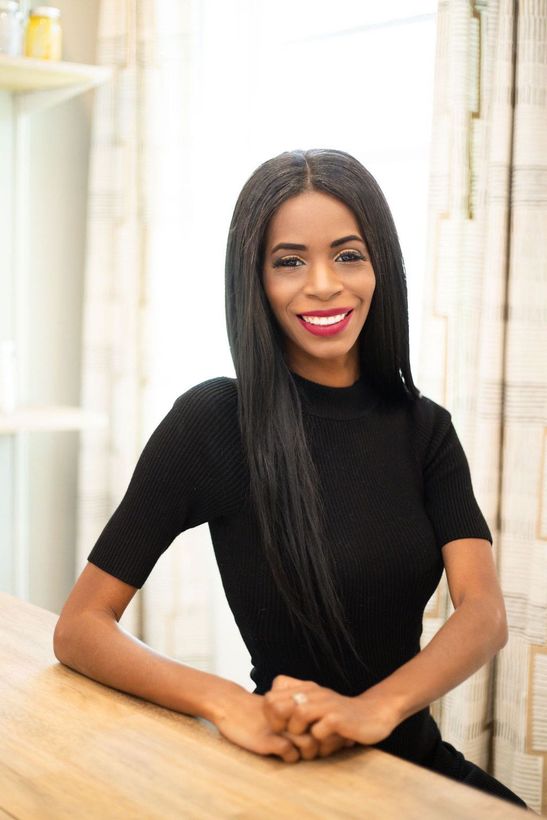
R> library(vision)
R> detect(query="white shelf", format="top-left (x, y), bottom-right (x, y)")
top-left (0, 54), bottom-right (111, 92)
top-left (0, 405), bottom-right (108, 434)
top-left (0, 55), bottom-right (112, 114)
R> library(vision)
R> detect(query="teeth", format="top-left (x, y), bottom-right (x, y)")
top-left (301, 312), bottom-right (348, 326)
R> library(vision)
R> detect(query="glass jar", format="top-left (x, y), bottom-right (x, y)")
top-left (24, 5), bottom-right (62, 61)
top-left (0, 0), bottom-right (23, 56)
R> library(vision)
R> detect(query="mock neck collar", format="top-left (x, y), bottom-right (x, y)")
top-left (289, 370), bottom-right (380, 420)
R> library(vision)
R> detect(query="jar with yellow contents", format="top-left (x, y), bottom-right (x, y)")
top-left (24, 6), bottom-right (62, 61)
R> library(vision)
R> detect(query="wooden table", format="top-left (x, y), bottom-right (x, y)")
top-left (0, 592), bottom-right (529, 819)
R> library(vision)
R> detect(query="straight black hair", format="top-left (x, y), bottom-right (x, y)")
top-left (225, 148), bottom-right (420, 685)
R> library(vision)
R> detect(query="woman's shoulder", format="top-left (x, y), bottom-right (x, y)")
top-left (168, 376), bottom-right (241, 448)
top-left (379, 386), bottom-right (450, 429)
top-left (402, 390), bottom-right (454, 463)
top-left (158, 377), bottom-right (244, 479)
top-left (172, 375), bottom-right (238, 415)
top-left (408, 390), bottom-right (451, 426)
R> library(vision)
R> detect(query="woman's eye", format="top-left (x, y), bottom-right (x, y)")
top-left (337, 250), bottom-right (365, 262)
top-left (272, 250), bottom-right (365, 268)
top-left (272, 256), bottom-right (303, 268)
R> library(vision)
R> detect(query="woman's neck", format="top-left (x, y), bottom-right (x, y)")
top-left (287, 361), bottom-right (360, 388)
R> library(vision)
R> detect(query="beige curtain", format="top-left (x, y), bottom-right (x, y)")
top-left (419, 0), bottom-right (547, 813)
top-left (76, 0), bottom-right (213, 669)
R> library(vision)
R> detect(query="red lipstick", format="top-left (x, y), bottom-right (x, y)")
top-left (296, 308), bottom-right (354, 337)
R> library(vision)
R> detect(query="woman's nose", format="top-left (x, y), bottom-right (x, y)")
top-left (302, 261), bottom-right (343, 298)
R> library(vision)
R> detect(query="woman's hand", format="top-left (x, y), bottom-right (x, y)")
top-left (263, 675), bottom-right (399, 749)
top-left (213, 688), bottom-right (322, 763)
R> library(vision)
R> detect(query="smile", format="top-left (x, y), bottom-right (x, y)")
top-left (296, 309), bottom-right (353, 337)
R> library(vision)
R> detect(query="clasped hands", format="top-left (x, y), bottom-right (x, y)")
top-left (262, 674), bottom-right (398, 762)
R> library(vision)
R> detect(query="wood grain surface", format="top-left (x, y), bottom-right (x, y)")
top-left (0, 592), bottom-right (529, 819)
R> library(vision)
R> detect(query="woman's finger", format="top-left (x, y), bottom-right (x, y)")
top-left (271, 675), bottom-right (298, 690)
top-left (263, 692), bottom-right (295, 732)
top-left (311, 714), bottom-right (343, 742)
top-left (317, 733), bottom-right (348, 758)
top-left (265, 691), bottom-right (327, 736)
top-left (283, 730), bottom-right (320, 761)
top-left (286, 704), bottom-right (313, 736)
top-left (264, 734), bottom-right (300, 764)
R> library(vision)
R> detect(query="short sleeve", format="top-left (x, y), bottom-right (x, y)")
top-left (87, 377), bottom-right (246, 588)
top-left (422, 404), bottom-right (493, 550)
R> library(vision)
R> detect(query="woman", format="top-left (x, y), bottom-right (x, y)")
top-left (54, 149), bottom-right (529, 810)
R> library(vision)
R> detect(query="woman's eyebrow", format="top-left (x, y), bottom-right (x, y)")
top-left (331, 234), bottom-right (365, 248)
top-left (270, 235), bottom-right (365, 255)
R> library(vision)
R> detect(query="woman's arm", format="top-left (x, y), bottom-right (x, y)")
top-left (360, 537), bottom-right (507, 728)
top-left (263, 595), bottom-right (504, 743)
top-left (54, 563), bottom-right (303, 763)
top-left (263, 538), bottom-right (507, 743)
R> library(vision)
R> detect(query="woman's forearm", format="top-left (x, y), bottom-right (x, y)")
top-left (359, 598), bottom-right (508, 726)
top-left (53, 611), bottom-right (246, 724)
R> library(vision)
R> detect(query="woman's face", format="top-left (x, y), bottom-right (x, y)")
top-left (262, 190), bottom-right (376, 385)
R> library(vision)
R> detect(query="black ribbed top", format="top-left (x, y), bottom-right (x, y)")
top-left (87, 373), bottom-right (492, 774)
top-left (289, 370), bottom-right (379, 418)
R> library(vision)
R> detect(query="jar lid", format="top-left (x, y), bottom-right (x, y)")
top-left (30, 5), bottom-right (61, 17)
top-left (0, 1), bottom-right (19, 11)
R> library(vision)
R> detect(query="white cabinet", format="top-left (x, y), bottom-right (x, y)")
top-left (0, 55), bottom-right (111, 600)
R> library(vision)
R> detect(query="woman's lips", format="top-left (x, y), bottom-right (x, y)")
top-left (296, 309), bottom-right (353, 337)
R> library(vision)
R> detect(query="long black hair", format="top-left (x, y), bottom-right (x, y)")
top-left (225, 148), bottom-right (420, 684)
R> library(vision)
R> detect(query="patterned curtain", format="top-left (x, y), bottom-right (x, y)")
top-left (76, 0), bottom-right (213, 669)
top-left (419, 1), bottom-right (547, 812)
